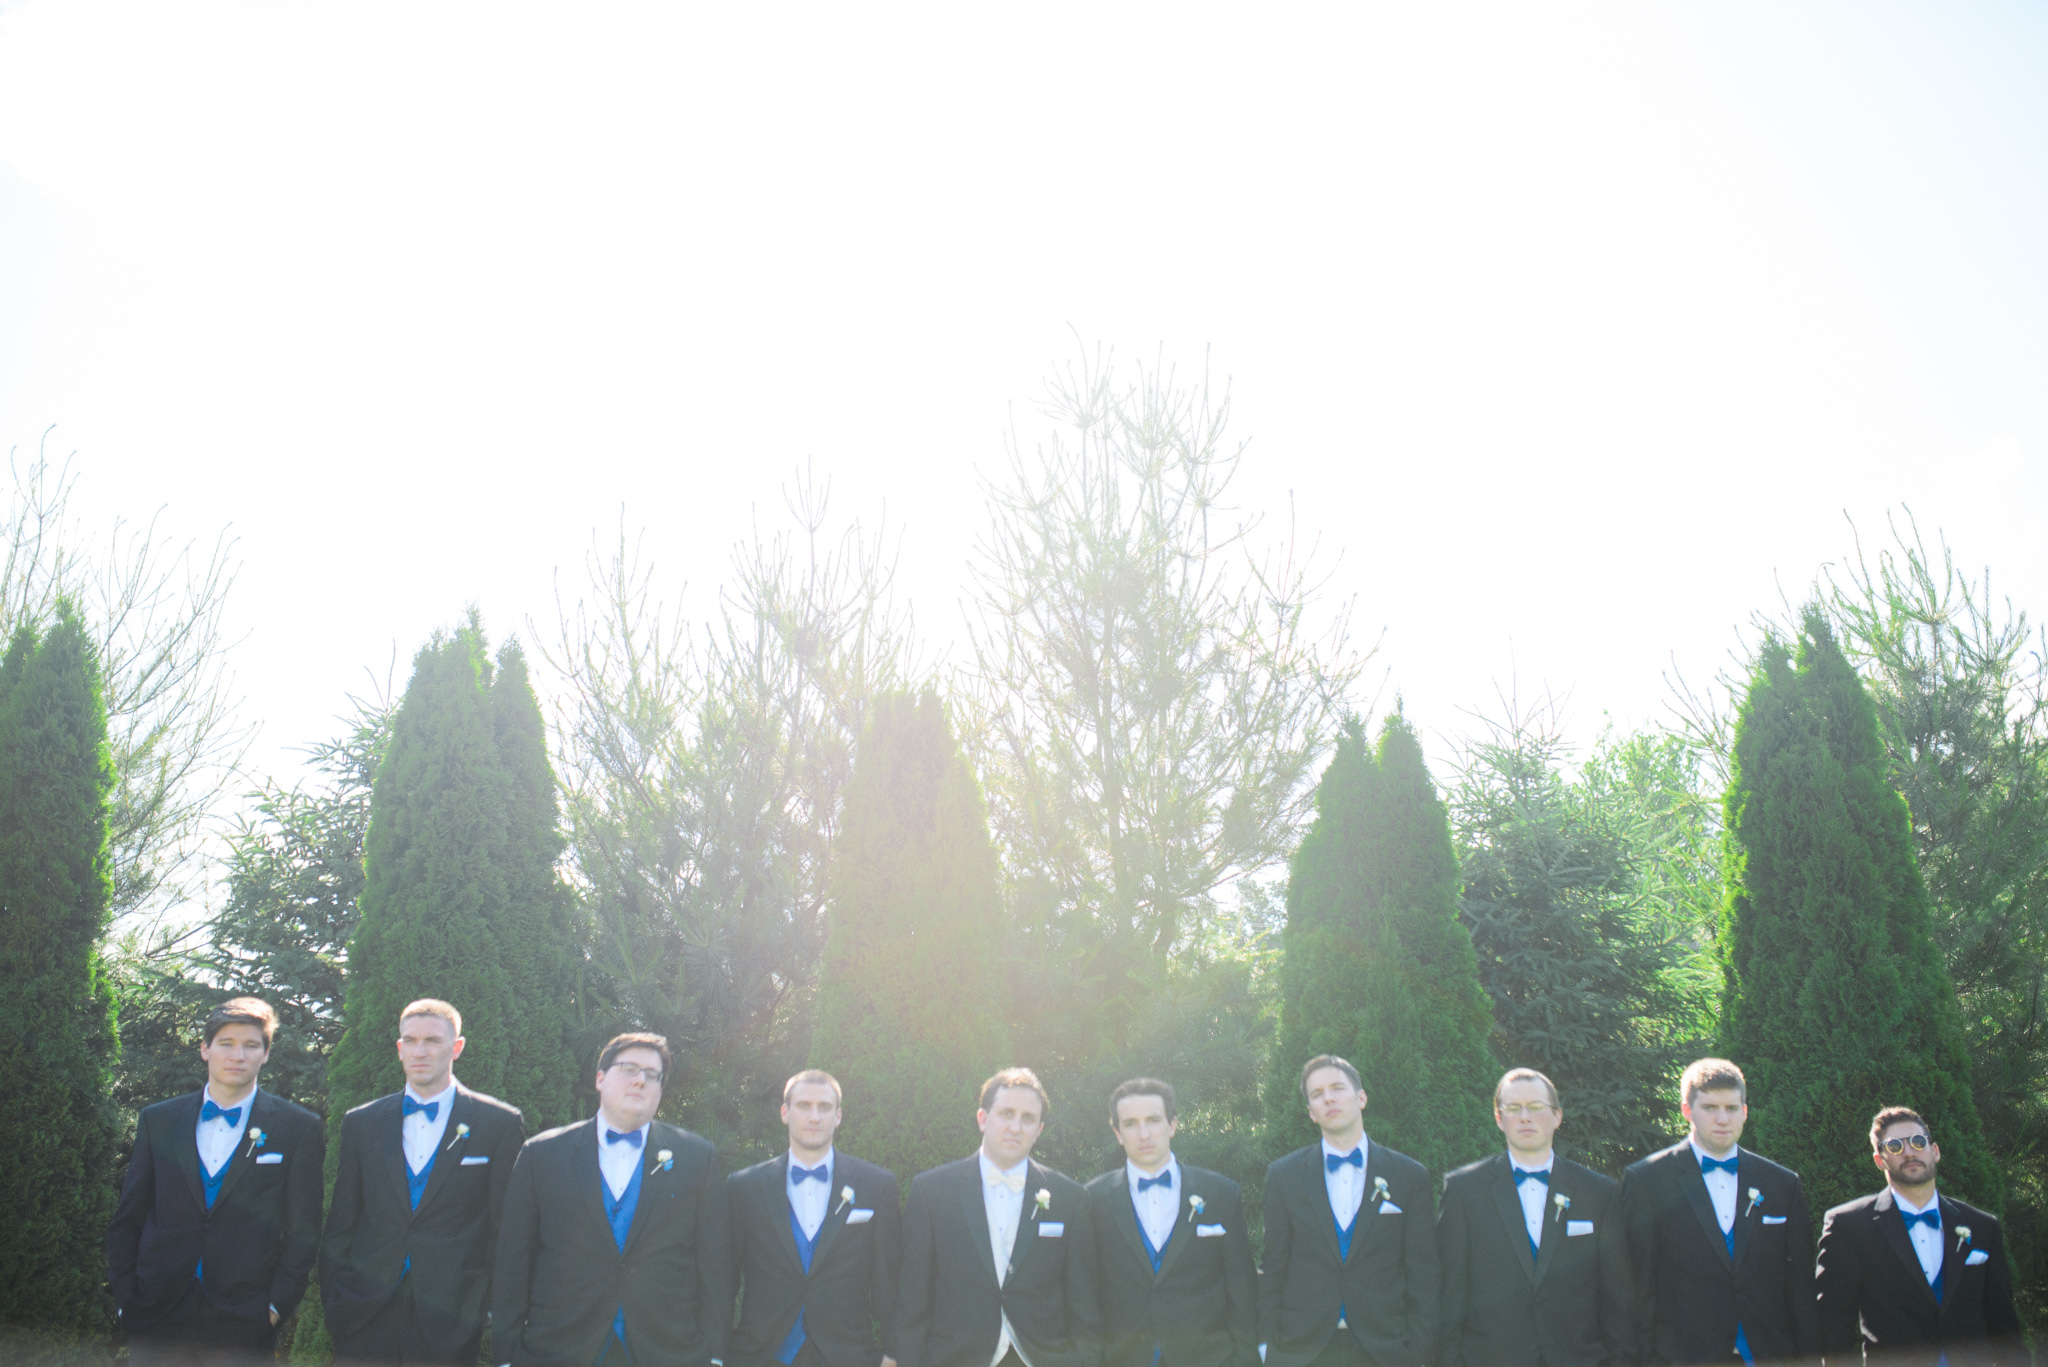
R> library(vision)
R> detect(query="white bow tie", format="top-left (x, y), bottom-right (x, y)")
top-left (987, 1169), bottom-right (1025, 1193)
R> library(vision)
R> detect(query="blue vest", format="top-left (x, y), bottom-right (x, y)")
top-left (408, 1147), bottom-right (438, 1211)
top-left (775, 1202), bottom-right (822, 1364)
top-left (600, 1155), bottom-right (645, 1350)
top-left (1134, 1201), bottom-right (1173, 1275)
top-left (202, 1152), bottom-right (230, 1210)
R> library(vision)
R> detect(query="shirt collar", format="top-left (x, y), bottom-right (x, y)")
top-left (979, 1149), bottom-right (1029, 1184)
top-left (405, 1078), bottom-right (457, 1108)
top-left (1893, 1186), bottom-right (1939, 1215)
top-left (1321, 1134), bottom-right (1369, 1166)
top-left (1126, 1153), bottom-right (1179, 1189)
top-left (1509, 1152), bottom-right (1554, 1176)
top-left (1688, 1136), bottom-right (1736, 1167)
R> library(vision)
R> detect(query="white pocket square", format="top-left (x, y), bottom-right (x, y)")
top-left (460, 1155), bottom-right (490, 1165)
top-left (1966, 1250), bottom-right (1989, 1266)
top-left (1196, 1223), bottom-right (1227, 1237)
top-left (1761, 1215), bottom-right (1787, 1225)
top-left (846, 1208), bottom-right (874, 1224)
top-left (254, 1153), bottom-right (284, 1165)
top-left (1378, 1200), bottom-right (1402, 1214)
top-left (1038, 1221), bottom-right (1064, 1236)
top-left (1566, 1220), bottom-right (1595, 1236)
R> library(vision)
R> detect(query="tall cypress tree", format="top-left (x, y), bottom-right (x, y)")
top-left (1267, 713), bottom-right (1498, 1177)
top-left (812, 692), bottom-right (1006, 1179)
top-left (1720, 608), bottom-right (1997, 1215)
top-left (326, 617), bottom-right (580, 1135)
top-left (0, 604), bottom-right (121, 1345)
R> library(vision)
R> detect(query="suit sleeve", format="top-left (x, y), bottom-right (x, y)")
top-left (696, 1149), bottom-right (732, 1361)
top-left (725, 1173), bottom-right (748, 1339)
top-left (1617, 1168), bottom-right (1655, 1367)
top-left (106, 1107), bottom-right (155, 1313)
top-left (486, 1107), bottom-right (524, 1275)
top-left (1595, 1188), bottom-right (1636, 1367)
top-left (1810, 1208), bottom-right (1860, 1363)
top-left (1258, 1165), bottom-right (1292, 1349)
top-left (1399, 1165), bottom-right (1441, 1360)
top-left (1435, 1177), bottom-right (1470, 1367)
top-left (320, 1113), bottom-right (363, 1315)
top-left (871, 1172), bottom-right (904, 1358)
top-left (1061, 1183), bottom-right (1102, 1361)
top-left (896, 1178), bottom-right (936, 1367)
top-left (494, 1141), bottom-right (541, 1353)
top-left (1779, 1179), bottom-right (1821, 1358)
top-left (1222, 1183), bottom-right (1260, 1367)
top-left (271, 1114), bottom-right (327, 1317)
top-left (1980, 1220), bottom-right (2025, 1367)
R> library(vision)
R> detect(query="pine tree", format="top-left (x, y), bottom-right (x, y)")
top-left (1267, 713), bottom-right (1498, 1177)
top-left (1719, 608), bottom-right (1997, 1215)
top-left (325, 617), bottom-right (581, 1135)
top-left (0, 604), bottom-right (121, 1346)
top-left (812, 692), bottom-right (1007, 1179)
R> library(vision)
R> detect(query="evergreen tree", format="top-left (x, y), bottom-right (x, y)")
top-left (1719, 608), bottom-right (1997, 1216)
top-left (812, 692), bottom-right (1006, 1179)
top-left (1267, 712), bottom-right (1497, 1177)
top-left (0, 604), bottom-right (121, 1345)
top-left (325, 617), bottom-right (581, 1136)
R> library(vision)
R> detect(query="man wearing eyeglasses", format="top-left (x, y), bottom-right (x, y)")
top-left (494, 1033), bottom-right (730, 1367)
top-left (1616, 1058), bottom-right (1820, 1367)
top-left (1812, 1107), bottom-right (2023, 1367)
top-left (1436, 1070), bottom-right (1630, 1367)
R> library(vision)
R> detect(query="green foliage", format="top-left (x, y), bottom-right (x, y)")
top-left (1267, 712), bottom-right (1497, 1176)
top-left (1718, 608), bottom-right (1996, 1218)
top-left (325, 616), bottom-right (580, 1136)
top-left (0, 603), bottom-right (120, 1341)
top-left (812, 692), bottom-right (1007, 1179)
top-left (1453, 708), bottom-right (1704, 1173)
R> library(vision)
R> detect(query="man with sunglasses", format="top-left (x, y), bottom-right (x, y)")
top-left (1813, 1107), bottom-right (2023, 1367)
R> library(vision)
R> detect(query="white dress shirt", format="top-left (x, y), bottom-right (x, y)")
top-left (1689, 1137), bottom-right (1738, 1235)
top-left (196, 1085), bottom-right (254, 1175)
top-left (788, 1147), bottom-right (835, 1242)
top-left (979, 1149), bottom-right (1034, 1367)
top-left (1322, 1135), bottom-right (1370, 1229)
top-left (1127, 1155), bottom-right (1182, 1253)
top-left (599, 1119), bottom-right (651, 1201)
top-left (401, 1080), bottom-right (457, 1175)
top-left (1510, 1155), bottom-right (1554, 1249)
top-left (1894, 1188), bottom-right (1944, 1284)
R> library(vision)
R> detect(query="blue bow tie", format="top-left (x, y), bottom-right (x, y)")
top-left (1514, 1167), bottom-right (1550, 1187)
top-left (1137, 1169), bottom-right (1174, 1193)
top-left (200, 1099), bottom-right (242, 1127)
top-left (1901, 1207), bottom-right (1941, 1232)
top-left (1699, 1154), bottom-right (1739, 1176)
top-left (791, 1162), bottom-right (828, 1185)
top-left (1325, 1149), bottom-right (1364, 1172)
top-left (401, 1095), bottom-right (439, 1123)
top-left (605, 1128), bottom-right (644, 1148)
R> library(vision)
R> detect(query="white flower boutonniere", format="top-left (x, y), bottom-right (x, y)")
top-left (1956, 1225), bottom-right (1973, 1250)
top-left (244, 1128), bottom-right (267, 1158)
top-left (1744, 1187), bottom-right (1763, 1218)
top-left (1034, 1188), bottom-right (1052, 1218)
top-left (1187, 1193), bottom-right (1205, 1224)
top-left (649, 1148), bottom-right (674, 1175)
top-left (1553, 1192), bottom-right (1571, 1223)
top-left (1372, 1176), bottom-right (1391, 1204)
top-left (444, 1122), bottom-right (470, 1152)
top-left (834, 1185), bottom-right (855, 1216)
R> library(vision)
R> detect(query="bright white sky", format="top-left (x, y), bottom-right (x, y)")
top-left (2, 2), bottom-right (2045, 800)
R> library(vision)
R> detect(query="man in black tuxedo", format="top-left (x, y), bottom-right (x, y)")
top-left (727, 1068), bottom-right (903, 1367)
top-left (321, 998), bottom-right (526, 1366)
top-left (493, 1032), bottom-right (729, 1367)
top-left (1813, 1106), bottom-right (2024, 1367)
top-left (1259, 1054), bottom-right (1438, 1367)
top-left (1436, 1069), bottom-right (1631, 1367)
top-left (1084, 1077), bottom-right (1256, 1367)
top-left (897, 1066), bottom-right (1100, 1367)
top-left (1617, 1058), bottom-right (1821, 1367)
top-left (107, 997), bottom-right (326, 1367)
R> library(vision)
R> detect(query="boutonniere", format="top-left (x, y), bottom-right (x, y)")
top-left (444, 1122), bottom-right (470, 1153)
top-left (1553, 1192), bottom-right (1571, 1223)
top-left (648, 1148), bottom-right (674, 1176)
top-left (1033, 1188), bottom-right (1052, 1219)
top-left (1744, 1187), bottom-right (1763, 1218)
top-left (243, 1128), bottom-right (267, 1158)
top-left (1955, 1225), bottom-right (1973, 1250)
top-left (1186, 1193), bottom-right (1205, 1225)
top-left (834, 1185), bottom-right (855, 1216)
top-left (1372, 1176), bottom-right (1391, 1204)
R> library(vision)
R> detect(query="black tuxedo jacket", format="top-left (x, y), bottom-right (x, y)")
top-left (319, 1082), bottom-right (525, 1353)
top-left (1257, 1140), bottom-right (1439, 1367)
top-left (1083, 1162), bottom-right (1257, 1367)
top-left (1813, 1188), bottom-right (2024, 1367)
top-left (493, 1117), bottom-right (730, 1367)
top-left (1617, 1141), bottom-right (1821, 1366)
top-left (1436, 1152), bottom-right (1632, 1367)
top-left (107, 1088), bottom-right (326, 1331)
top-left (897, 1154), bottom-right (1100, 1367)
top-left (727, 1150), bottom-right (903, 1367)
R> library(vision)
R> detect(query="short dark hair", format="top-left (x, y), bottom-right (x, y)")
top-left (1299, 1054), bottom-right (1361, 1101)
top-left (784, 1068), bottom-right (843, 1106)
top-left (979, 1066), bottom-right (1049, 1116)
top-left (204, 997), bottom-right (278, 1047)
top-left (399, 998), bottom-right (462, 1038)
top-left (598, 1032), bottom-right (671, 1076)
top-left (1494, 1067), bottom-right (1560, 1110)
top-left (1109, 1077), bottom-right (1177, 1126)
top-left (1679, 1057), bottom-right (1747, 1107)
top-left (1871, 1105), bottom-right (1928, 1153)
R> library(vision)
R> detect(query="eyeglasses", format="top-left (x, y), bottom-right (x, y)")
top-left (606, 1063), bottom-right (665, 1085)
top-left (1500, 1103), bottom-right (1554, 1119)
top-left (1878, 1134), bottom-right (1930, 1156)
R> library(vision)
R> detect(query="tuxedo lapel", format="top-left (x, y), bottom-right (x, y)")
top-left (1872, 1191), bottom-right (1935, 1303)
top-left (768, 1155), bottom-right (805, 1275)
top-left (413, 1087), bottom-right (471, 1215)
top-left (1305, 1150), bottom-right (1345, 1267)
top-left (379, 1094), bottom-right (412, 1214)
top-left (170, 1091), bottom-right (207, 1211)
top-left (571, 1122), bottom-right (614, 1252)
top-left (1674, 1150), bottom-right (1731, 1266)
top-left (623, 1125), bottom-right (675, 1257)
top-left (1532, 1161), bottom-right (1574, 1287)
top-left (808, 1174), bottom-right (857, 1270)
top-left (1105, 1170), bottom-right (1152, 1274)
top-left (960, 1159), bottom-right (1001, 1288)
top-left (1153, 1169), bottom-right (1198, 1283)
top-left (1490, 1156), bottom-right (1538, 1286)
top-left (1730, 1158), bottom-right (1757, 1271)
top-left (1937, 1196), bottom-right (1965, 1308)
